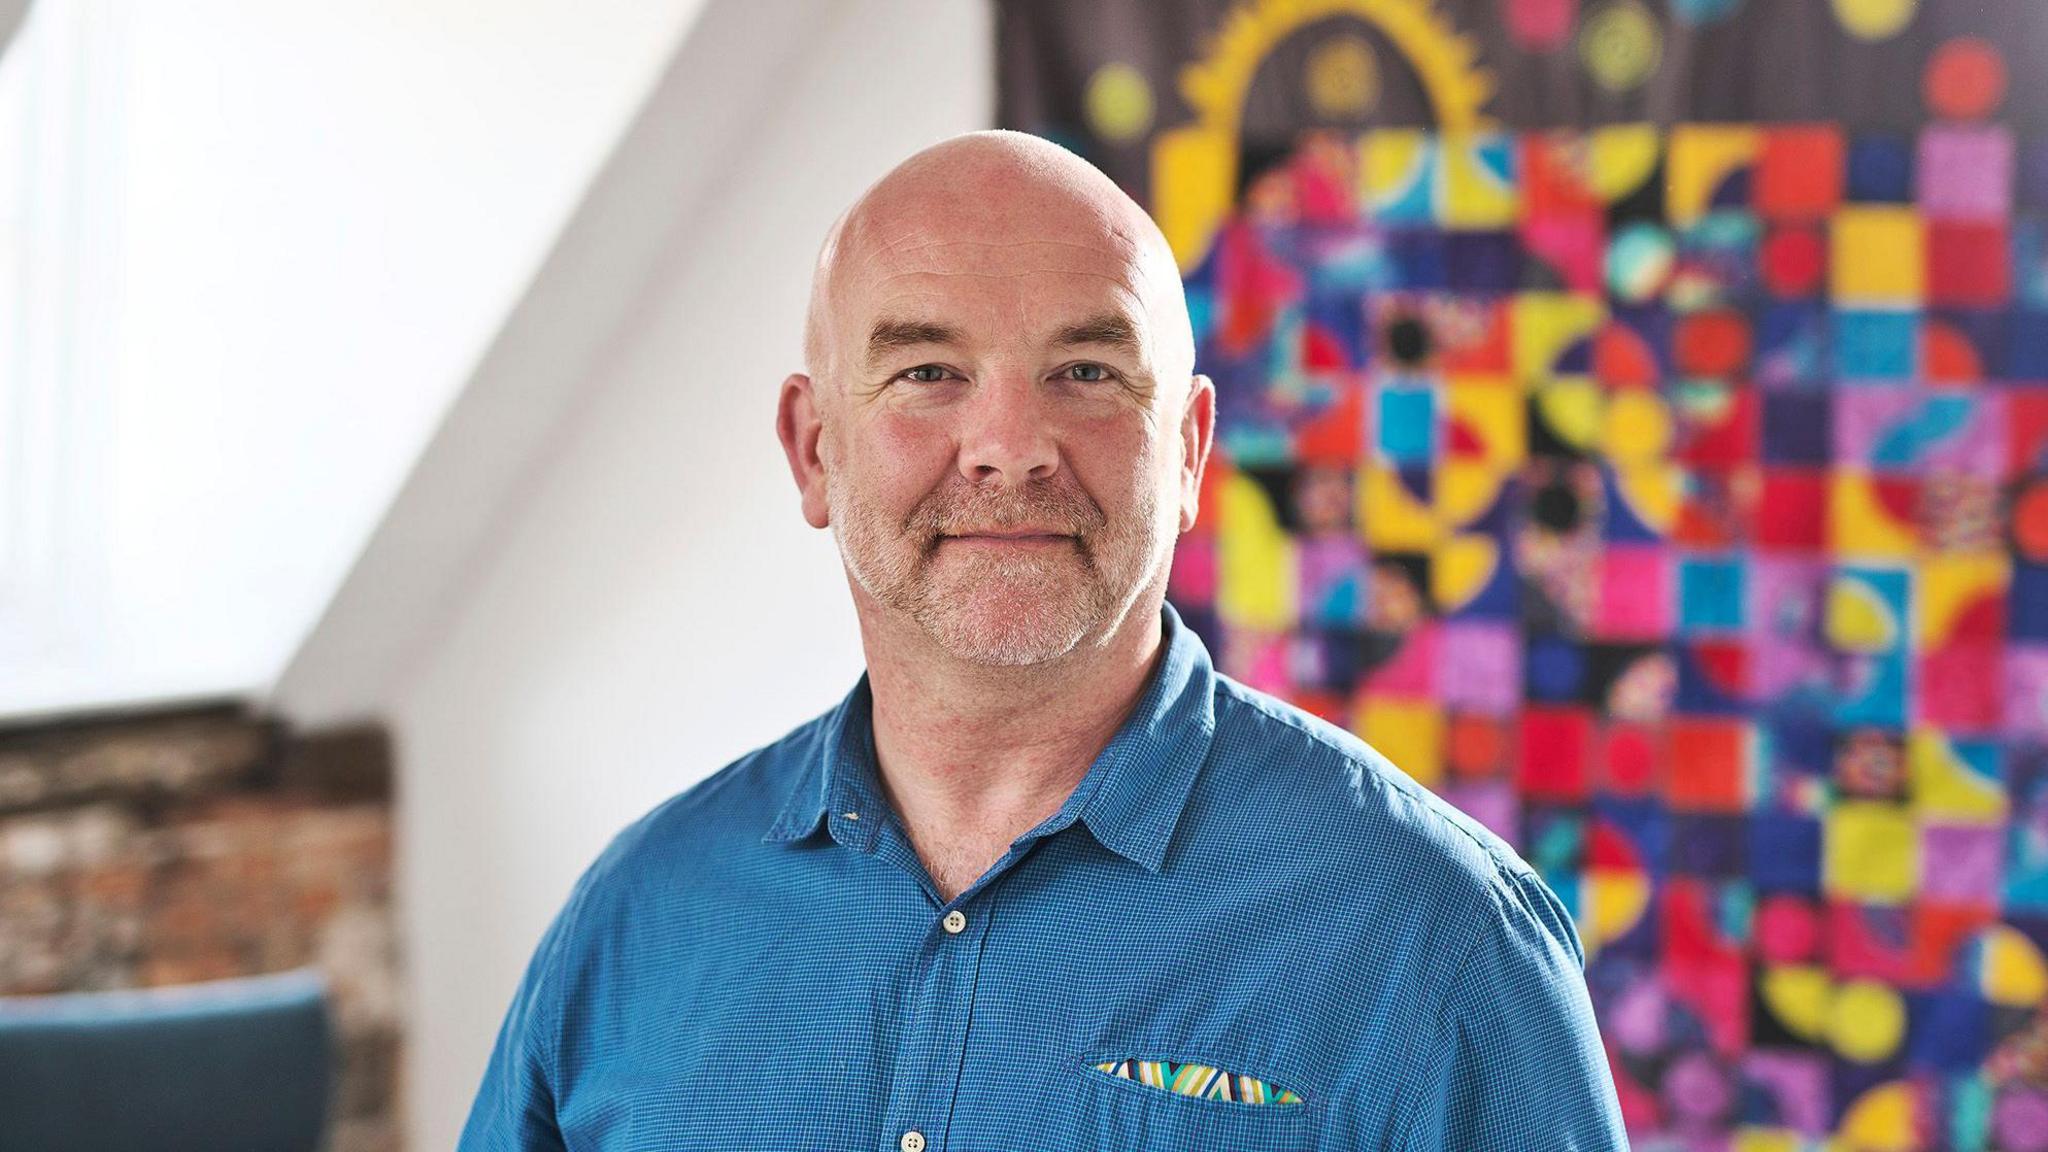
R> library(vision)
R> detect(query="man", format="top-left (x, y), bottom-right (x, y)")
top-left (461, 130), bottom-right (1628, 1150)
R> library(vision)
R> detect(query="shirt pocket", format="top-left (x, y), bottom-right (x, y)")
top-left (1069, 1050), bottom-right (1319, 1152)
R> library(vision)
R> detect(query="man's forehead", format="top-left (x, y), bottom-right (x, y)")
top-left (805, 131), bottom-right (1191, 378)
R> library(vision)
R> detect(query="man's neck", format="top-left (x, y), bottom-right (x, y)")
top-left (856, 593), bottom-right (1167, 859)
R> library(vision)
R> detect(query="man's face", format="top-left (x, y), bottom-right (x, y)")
top-left (806, 184), bottom-right (1204, 667)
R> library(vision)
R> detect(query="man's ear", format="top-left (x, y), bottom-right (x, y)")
top-left (1178, 373), bottom-right (1215, 533)
top-left (776, 372), bottom-right (832, 529)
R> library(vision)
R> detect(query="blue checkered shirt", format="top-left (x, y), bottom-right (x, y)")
top-left (460, 602), bottom-right (1628, 1150)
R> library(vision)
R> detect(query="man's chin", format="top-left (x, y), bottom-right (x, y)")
top-left (914, 593), bottom-right (1096, 667)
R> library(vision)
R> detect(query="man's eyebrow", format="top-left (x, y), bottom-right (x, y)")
top-left (1052, 313), bottom-right (1143, 357)
top-left (865, 318), bottom-right (964, 365)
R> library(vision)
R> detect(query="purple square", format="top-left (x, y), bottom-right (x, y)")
top-left (1920, 823), bottom-right (2004, 904)
top-left (1919, 394), bottom-right (2004, 475)
top-left (1832, 386), bottom-right (1922, 467)
top-left (2010, 647), bottom-right (2048, 737)
top-left (1741, 1051), bottom-right (1828, 1135)
top-left (1750, 558), bottom-right (1830, 698)
top-left (1918, 126), bottom-right (2014, 220)
top-left (1439, 621), bottom-right (1520, 715)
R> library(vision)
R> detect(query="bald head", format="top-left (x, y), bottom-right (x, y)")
top-left (801, 130), bottom-right (1193, 391)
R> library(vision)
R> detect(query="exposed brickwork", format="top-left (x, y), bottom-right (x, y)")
top-left (0, 702), bottom-right (402, 1152)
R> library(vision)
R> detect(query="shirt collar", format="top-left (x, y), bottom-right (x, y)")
top-left (761, 601), bottom-right (1218, 874)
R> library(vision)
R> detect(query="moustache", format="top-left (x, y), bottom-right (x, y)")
top-left (905, 479), bottom-right (1106, 548)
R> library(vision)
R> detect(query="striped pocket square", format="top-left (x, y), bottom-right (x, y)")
top-left (1092, 1058), bottom-right (1304, 1105)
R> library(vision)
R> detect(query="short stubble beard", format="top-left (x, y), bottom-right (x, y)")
top-left (826, 466), bottom-right (1160, 667)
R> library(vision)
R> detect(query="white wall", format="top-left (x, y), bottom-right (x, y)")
top-left (0, 0), bottom-right (702, 719)
top-left (376, 2), bottom-right (993, 1146)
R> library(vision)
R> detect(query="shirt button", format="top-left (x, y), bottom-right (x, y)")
top-left (942, 909), bottom-right (967, 934)
top-left (900, 1130), bottom-right (926, 1152)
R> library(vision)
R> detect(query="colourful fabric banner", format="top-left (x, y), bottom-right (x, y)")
top-left (1001, 1), bottom-right (2048, 1146)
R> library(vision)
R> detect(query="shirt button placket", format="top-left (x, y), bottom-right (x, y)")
top-left (882, 898), bottom-right (991, 1152)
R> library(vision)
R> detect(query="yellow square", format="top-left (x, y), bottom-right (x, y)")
top-left (1666, 125), bottom-right (1760, 228)
top-left (1360, 463), bottom-right (1440, 550)
top-left (1354, 696), bottom-right (1443, 788)
top-left (1441, 133), bottom-right (1518, 229)
top-left (1511, 293), bottom-right (1606, 379)
top-left (1360, 129), bottom-right (1433, 219)
top-left (1831, 207), bottom-right (1925, 305)
top-left (1153, 127), bottom-right (1237, 272)
top-left (1823, 801), bottom-right (1918, 905)
top-left (1444, 383), bottom-right (1525, 466)
top-left (1828, 472), bottom-right (1919, 560)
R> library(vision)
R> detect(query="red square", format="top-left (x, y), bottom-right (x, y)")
top-left (1677, 386), bottom-right (1760, 468)
top-left (1667, 718), bottom-right (1750, 811)
top-left (1755, 469), bottom-right (1829, 550)
top-left (1917, 641), bottom-right (2004, 731)
top-left (1758, 126), bottom-right (1846, 221)
top-left (1674, 465), bottom-right (1758, 550)
top-left (1448, 712), bottom-right (1513, 780)
top-left (1521, 132), bottom-right (1602, 218)
top-left (1519, 707), bottom-right (1593, 801)
top-left (1597, 722), bottom-right (1661, 796)
top-left (1927, 221), bottom-right (2011, 309)
top-left (2011, 387), bottom-right (2048, 472)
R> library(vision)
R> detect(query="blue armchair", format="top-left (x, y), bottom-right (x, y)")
top-left (0, 967), bottom-right (331, 1151)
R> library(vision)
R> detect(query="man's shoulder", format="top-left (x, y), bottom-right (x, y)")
top-left (1207, 674), bottom-right (1545, 915)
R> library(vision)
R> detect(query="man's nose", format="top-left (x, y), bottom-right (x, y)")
top-left (957, 371), bottom-right (1059, 486)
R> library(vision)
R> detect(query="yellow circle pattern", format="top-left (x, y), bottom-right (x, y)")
top-left (1580, 1), bottom-right (1663, 94)
top-left (1827, 979), bottom-right (1906, 1063)
top-left (1831, 0), bottom-right (1918, 41)
top-left (1085, 62), bottom-right (1155, 143)
top-left (1306, 33), bottom-right (1380, 118)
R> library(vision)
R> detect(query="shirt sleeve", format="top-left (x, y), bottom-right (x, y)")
top-left (1396, 866), bottom-right (1630, 1151)
top-left (456, 889), bottom-right (580, 1152)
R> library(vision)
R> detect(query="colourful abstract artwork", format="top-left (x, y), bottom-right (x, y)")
top-left (1001, 0), bottom-right (2048, 1147)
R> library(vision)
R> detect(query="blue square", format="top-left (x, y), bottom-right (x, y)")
top-left (2023, 139), bottom-right (2048, 209)
top-left (1676, 643), bottom-right (1747, 714)
top-left (1762, 392), bottom-right (1831, 463)
top-left (1384, 230), bottom-right (1447, 291)
top-left (1595, 799), bottom-right (1672, 876)
top-left (1525, 637), bottom-right (1586, 701)
top-left (1834, 310), bottom-right (1918, 380)
top-left (1679, 556), bottom-right (1747, 632)
top-left (1445, 231), bottom-right (1521, 293)
top-left (1931, 309), bottom-right (2007, 380)
top-left (1748, 813), bottom-right (1821, 893)
top-left (1848, 135), bottom-right (1913, 203)
top-left (1756, 303), bottom-right (1830, 387)
top-left (2008, 310), bottom-right (2048, 379)
top-left (1376, 387), bottom-right (1436, 462)
top-left (2015, 563), bottom-right (2048, 641)
top-left (1671, 814), bottom-right (1745, 877)
top-left (1906, 993), bottom-right (1988, 1073)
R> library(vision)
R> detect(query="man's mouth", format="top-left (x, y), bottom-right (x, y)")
top-left (938, 528), bottom-right (1076, 546)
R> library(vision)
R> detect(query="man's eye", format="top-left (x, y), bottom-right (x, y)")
top-left (899, 365), bottom-right (953, 384)
top-left (1064, 363), bottom-right (1115, 383)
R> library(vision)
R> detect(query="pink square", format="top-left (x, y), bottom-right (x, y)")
top-left (1917, 642), bottom-right (2004, 732)
top-left (1919, 823), bottom-right (2003, 906)
top-left (1596, 545), bottom-right (1673, 639)
top-left (2010, 647), bottom-right (2048, 738)
top-left (1439, 621), bottom-right (1520, 715)
top-left (1365, 620), bottom-right (1439, 696)
top-left (1168, 535), bottom-right (1216, 603)
top-left (1917, 126), bottom-right (2013, 220)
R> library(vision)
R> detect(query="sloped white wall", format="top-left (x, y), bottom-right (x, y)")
top-left (0, 0), bottom-right (704, 719)
top-left (381, 2), bottom-right (993, 1145)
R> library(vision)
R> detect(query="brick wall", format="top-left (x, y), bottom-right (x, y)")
top-left (0, 703), bottom-right (403, 1151)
